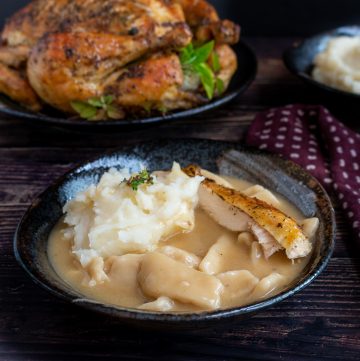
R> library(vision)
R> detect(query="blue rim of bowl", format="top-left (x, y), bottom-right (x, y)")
top-left (0, 41), bottom-right (257, 130)
top-left (283, 25), bottom-right (360, 100)
top-left (13, 141), bottom-right (336, 323)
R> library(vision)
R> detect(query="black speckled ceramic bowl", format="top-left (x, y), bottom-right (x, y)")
top-left (0, 41), bottom-right (256, 132)
top-left (283, 25), bottom-right (360, 101)
top-left (14, 139), bottom-right (335, 329)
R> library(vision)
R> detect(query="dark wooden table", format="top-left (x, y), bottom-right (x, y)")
top-left (1, 38), bottom-right (359, 361)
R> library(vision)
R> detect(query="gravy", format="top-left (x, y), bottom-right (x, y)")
top-left (48, 177), bottom-right (312, 312)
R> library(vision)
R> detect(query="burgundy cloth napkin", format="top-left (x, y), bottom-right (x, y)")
top-left (246, 104), bottom-right (360, 240)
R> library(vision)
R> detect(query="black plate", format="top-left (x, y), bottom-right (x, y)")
top-left (283, 25), bottom-right (360, 101)
top-left (0, 41), bottom-right (257, 131)
top-left (13, 139), bottom-right (335, 329)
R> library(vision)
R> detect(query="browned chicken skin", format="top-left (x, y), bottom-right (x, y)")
top-left (0, 0), bottom-right (240, 118)
top-left (183, 165), bottom-right (312, 260)
top-left (174, 0), bottom-right (240, 44)
top-left (0, 62), bottom-right (41, 111)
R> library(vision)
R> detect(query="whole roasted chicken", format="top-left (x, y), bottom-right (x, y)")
top-left (0, 0), bottom-right (240, 120)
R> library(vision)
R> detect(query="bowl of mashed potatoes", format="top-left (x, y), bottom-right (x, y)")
top-left (13, 139), bottom-right (335, 328)
top-left (283, 25), bottom-right (360, 100)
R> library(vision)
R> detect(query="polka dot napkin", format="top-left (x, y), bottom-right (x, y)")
top-left (246, 104), bottom-right (360, 239)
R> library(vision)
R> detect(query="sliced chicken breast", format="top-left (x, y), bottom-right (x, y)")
top-left (183, 165), bottom-right (312, 260)
top-left (249, 222), bottom-right (282, 259)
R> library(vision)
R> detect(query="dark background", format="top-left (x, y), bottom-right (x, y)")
top-left (1, 0), bottom-right (360, 36)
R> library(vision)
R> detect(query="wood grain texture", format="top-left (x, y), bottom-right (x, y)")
top-left (0, 37), bottom-right (359, 361)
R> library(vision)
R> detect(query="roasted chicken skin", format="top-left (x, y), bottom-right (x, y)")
top-left (0, 62), bottom-right (41, 111)
top-left (183, 165), bottom-right (312, 260)
top-left (173, 0), bottom-right (240, 44)
top-left (0, 0), bottom-right (240, 118)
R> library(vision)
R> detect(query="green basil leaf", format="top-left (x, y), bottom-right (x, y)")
top-left (211, 51), bottom-right (221, 73)
top-left (216, 78), bottom-right (225, 94)
top-left (81, 107), bottom-right (98, 119)
top-left (71, 100), bottom-right (90, 113)
top-left (193, 40), bottom-right (214, 64)
top-left (179, 43), bottom-right (195, 65)
top-left (71, 101), bottom-right (98, 119)
top-left (180, 53), bottom-right (197, 66)
top-left (187, 43), bottom-right (194, 53)
top-left (103, 95), bottom-right (114, 105)
top-left (87, 98), bottom-right (103, 107)
top-left (195, 63), bottom-right (215, 99)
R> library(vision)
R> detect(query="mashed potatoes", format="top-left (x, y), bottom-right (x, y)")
top-left (63, 162), bottom-right (204, 268)
top-left (312, 36), bottom-right (360, 94)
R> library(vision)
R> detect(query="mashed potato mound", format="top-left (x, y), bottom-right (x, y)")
top-left (312, 36), bottom-right (360, 94)
top-left (63, 162), bottom-right (204, 267)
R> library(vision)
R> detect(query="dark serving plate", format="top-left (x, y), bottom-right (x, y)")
top-left (14, 139), bottom-right (335, 329)
top-left (0, 41), bottom-right (257, 131)
top-left (283, 25), bottom-right (360, 101)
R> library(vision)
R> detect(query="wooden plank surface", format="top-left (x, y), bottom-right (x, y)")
top-left (0, 37), bottom-right (359, 361)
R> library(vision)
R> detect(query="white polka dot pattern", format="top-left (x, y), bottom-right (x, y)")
top-left (246, 104), bottom-right (360, 240)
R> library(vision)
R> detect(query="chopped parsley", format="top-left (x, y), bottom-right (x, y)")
top-left (126, 169), bottom-right (154, 191)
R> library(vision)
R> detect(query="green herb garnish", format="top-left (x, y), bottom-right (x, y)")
top-left (126, 169), bottom-right (154, 191)
top-left (216, 78), bottom-right (224, 95)
top-left (179, 41), bottom-right (224, 99)
top-left (211, 51), bottom-right (221, 73)
top-left (71, 95), bottom-right (124, 120)
top-left (157, 104), bottom-right (168, 114)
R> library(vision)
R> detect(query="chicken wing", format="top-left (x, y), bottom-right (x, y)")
top-left (0, 62), bottom-right (41, 111)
